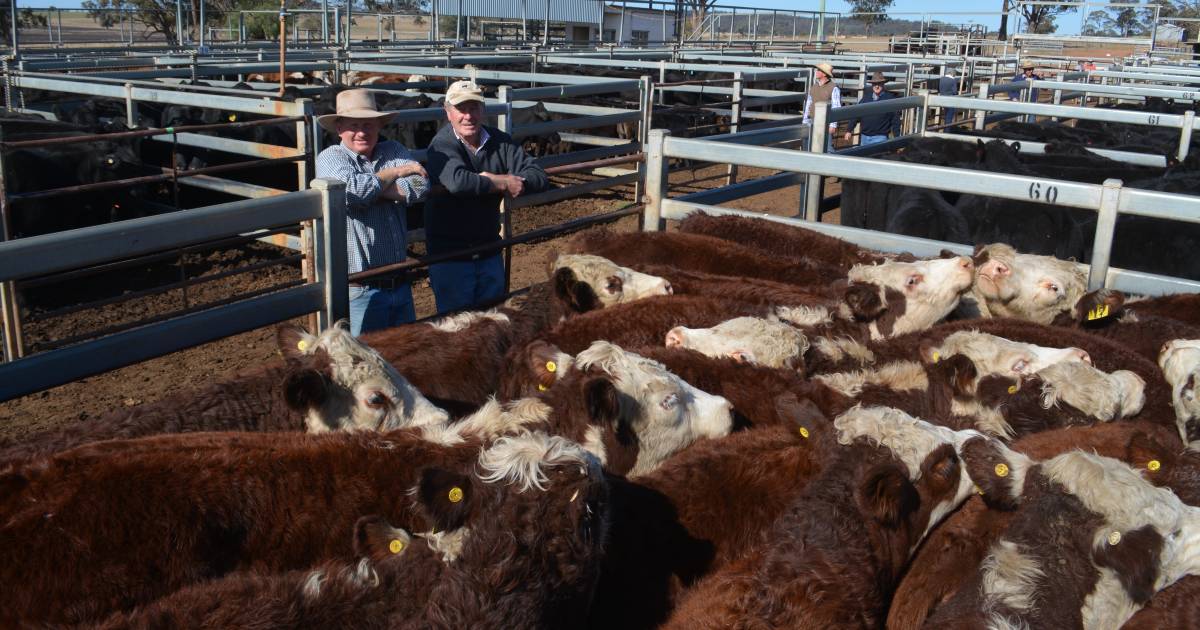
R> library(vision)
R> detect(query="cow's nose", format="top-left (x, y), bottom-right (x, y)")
top-left (1072, 349), bottom-right (1092, 365)
top-left (995, 263), bottom-right (1010, 276)
top-left (959, 257), bottom-right (974, 271)
top-left (662, 280), bottom-right (674, 295)
top-left (665, 327), bottom-right (686, 348)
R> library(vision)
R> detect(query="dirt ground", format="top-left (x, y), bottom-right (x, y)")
top-left (0, 161), bottom-right (827, 440)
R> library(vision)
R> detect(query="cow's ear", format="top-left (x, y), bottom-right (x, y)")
top-left (585, 377), bottom-right (633, 444)
top-left (918, 339), bottom-right (944, 365)
top-left (857, 462), bottom-right (919, 528)
top-left (526, 340), bottom-right (570, 393)
top-left (775, 393), bottom-right (826, 441)
top-left (928, 353), bottom-right (979, 397)
top-left (553, 267), bottom-right (600, 313)
top-left (845, 282), bottom-right (886, 321)
top-left (1093, 525), bottom-right (1164, 605)
top-left (417, 468), bottom-right (473, 532)
top-left (1074, 288), bottom-right (1125, 325)
top-left (1011, 141), bottom-right (1021, 153)
top-left (283, 365), bottom-right (331, 411)
top-left (938, 249), bottom-right (959, 259)
top-left (961, 436), bottom-right (1027, 511)
top-left (1125, 431), bottom-right (1171, 478)
top-left (354, 515), bottom-right (413, 561)
top-left (277, 324), bottom-right (319, 359)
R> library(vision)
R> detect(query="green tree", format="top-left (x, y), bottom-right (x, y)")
top-left (0, 2), bottom-right (50, 45)
top-left (1015, 1), bottom-right (1075, 34)
top-left (1083, 6), bottom-right (1148, 37)
top-left (82, 0), bottom-right (236, 43)
top-left (848, 0), bottom-right (895, 35)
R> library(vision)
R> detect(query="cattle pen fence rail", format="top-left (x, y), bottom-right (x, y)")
top-left (641, 128), bottom-right (1200, 298)
top-left (0, 179), bottom-right (348, 401)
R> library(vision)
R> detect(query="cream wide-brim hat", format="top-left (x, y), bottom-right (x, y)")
top-left (813, 62), bottom-right (834, 78)
top-left (316, 88), bottom-right (395, 133)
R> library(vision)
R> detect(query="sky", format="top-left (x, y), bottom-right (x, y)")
top-left (31, 0), bottom-right (1092, 36)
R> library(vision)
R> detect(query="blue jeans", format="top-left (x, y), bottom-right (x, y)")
top-left (348, 283), bottom-right (416, 337)
top-left (429, 254), bottom-right (505, 314)
top-left (861, 134), bottom-right (889, 146)
top-left (943, 108), bottom-right (956, 125)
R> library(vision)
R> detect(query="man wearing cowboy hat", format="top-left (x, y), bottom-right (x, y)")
top-left (802, 62), bottom-right (851, 150)
top-left (850, 71), bottom-right (902, 147)
top-left (1008, 60), bottom-right (1043, 102)
top-left (938, 67), bottom-right (959, 126)
top-left (424, 79), bottom-right (549, 314)
top-left (315, 88), bottom-right (429, 336)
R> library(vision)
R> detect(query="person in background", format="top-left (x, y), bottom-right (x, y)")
top-left (424, 80), bottom-right (549, 314)
top-left (938, 67), bottom-right (959, 126)
top-left (852, 71), bottom-right (902, 146)
top-left (802, 62), bottom-right (850, 150)
top-left (1008, 60), bottom-right (1043, 102)
top-left (314, 88), bottom-right (428, 337)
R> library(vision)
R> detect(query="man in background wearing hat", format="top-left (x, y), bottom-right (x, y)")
top-left (424, 80), bottom-right (549, 314)
top-left (802, 62), bottom-right (850, 150)
top-left (849, 71), bottom-right (902, 146)
top-left (315, 88), bottom-right (428, 336)
top-left (938, 67), bottom-right (958, 126)
top-left (1008, 60), bottom-right (1043, 102)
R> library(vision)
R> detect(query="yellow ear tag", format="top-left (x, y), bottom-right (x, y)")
top-left (228, 114), bottom-right (237, 122)
top-left (1087, 307), bottom-right (1097, 321)
top-left (1108, 530), bottom-right (1122, 545)
top-left (297, 339), bottom-right (309, 352)
top-left (388, 539), bottom-right (405, 554)
top-left (448, 487), bottom-right (464, 503)
top-left (1007, 384), bottom-right (1019, 394)
top-left (1098, 304), bottom-right (1110, 318)
top-left (798, 426), bottom-right (810, 439)
top-left (1148, 459), bottom-right (1161, 472)
top-left (974, 484), bottom-right (984, 496)
top-left (995, 463), bottom-right (1009, 478)
top-left (931, 351), bottom-right (941, 363)
top-left (537, 384), bottom-right (548, 392)
top-left (545, 360), bottom-right (557, 373)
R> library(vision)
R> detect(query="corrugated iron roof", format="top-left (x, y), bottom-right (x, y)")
top-left (434, 0), bottom-right (603, 24)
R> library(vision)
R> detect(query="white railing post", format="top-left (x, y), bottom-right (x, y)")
top-left (634, 75), bottom-right (652, 204)
top-left (1178, 109), bottom-right (1195, 163)
top-left (975, 82), bottom-right (988, 130)
top-left (642, 129), bottom-right (669, 232)
top-left (310, 178), bottom-right (348, 330)
top-left (726, 70), bottom-right (742, 186)
top-left (1087, 178), bottom-right (1123, 291)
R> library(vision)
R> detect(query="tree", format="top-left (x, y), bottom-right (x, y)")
top-left (1015, 1), bottom-right (1075, 34)
top-left (848, 0), bottom-right (895, 35)
top-left (83, 0), bottom-right (231, 43)
top-left (1083, 5), bottom-right (1148, 37)
top-left (0, 2), bottom-right (50, 46)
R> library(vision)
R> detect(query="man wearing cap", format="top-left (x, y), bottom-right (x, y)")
top-left (850, 71), bottom-right (902, 146)
top-left (315, 88), bottom-right (428, 336)
top-left (424, 79), bottom-right (549, 314)
top-left (1008, 60), bottom-right (1043, 102)
top-left (801, 63), bottom-right (850, 150)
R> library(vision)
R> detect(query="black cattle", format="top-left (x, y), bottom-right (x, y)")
top-left (885, 187), bottom-right (970, 244)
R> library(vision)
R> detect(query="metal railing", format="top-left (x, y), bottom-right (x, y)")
top-left (0, 179), bottom-right (347, 401)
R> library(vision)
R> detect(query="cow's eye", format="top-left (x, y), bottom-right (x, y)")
top-left (660, 393), bottom-right (678, 410)
top-left (1012, 359), bottom-right (1030, 374)
top-left (606, 275), bottom-right (623, 294)
top-left (906, 274), bottom-right (923, 287)
top-left (364, 391), bottom-right (391, 409)
top-left (105, 157), bottom-right (115, 165)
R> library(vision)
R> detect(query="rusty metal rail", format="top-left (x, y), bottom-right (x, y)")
top-left (543, 153), bottom-right (644, 175)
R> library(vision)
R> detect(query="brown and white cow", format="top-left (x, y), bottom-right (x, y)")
top-left (529, 341), bottom-right (734, 476)
top-left (0, 427), bottom-right (578, 626)
top-left (662, 406), bottom-right (987, 629)
top-left (1160, 339), bottom-right (1200, 442)
top-left (969, 242), bottom-right (1088, 324)
top-left (928, 450), bottom-right (1200, 629)
top-left (677, 211), bottom-right (890, 271)
top-left (87, 432), bottom-right (608, 630)
top-left (664, 316), bottom-right (810, 370)
top-left (0, 324), bottom-right (447, 466)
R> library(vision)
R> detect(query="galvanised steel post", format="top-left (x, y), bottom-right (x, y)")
top-left (804, 101), bottom-right (827, 222)
top-left (975, 82), bottom-right (987, 130)
top-left (310, 178), bottom-right (348, 331)
top-left (726, 70), bottom-right (741, 186)
top-left (633, 74), bottom-right (651, 205)
top-left (1087, 179), bottom-right (1123, 291)
top-left (1178, 110), bottom-right (1195, 163)
top-left (177, 0), bottom-right (184, 46)
top-left (642, 129), bottom-right (669, 232)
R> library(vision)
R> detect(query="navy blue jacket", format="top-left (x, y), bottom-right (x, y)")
top-left (938, 75), bottom-right (957, 96)
top-left (854, 89), bottom-right (902, 137)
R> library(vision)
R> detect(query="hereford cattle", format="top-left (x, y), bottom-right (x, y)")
top-left (665, 316), bottom-right (809, 370)
top-left (592, 414), bottom-right (831, 629)
top-left (1126, 293), bottom-right (1200, 328)
top-left (529, 341), bottom-right (733, 476)
top-left (360, 254), bottom-right (670, 409)
top-left (927, 450), bottom-right (1200, 629)
top-left (0, 426), bottom-right (573, 626)
top-left (632, 264), bottom-right (833, 306)
top-left (1161, 339), bottom-right (1200, 442)
top-left (888, 421), bottom-right (1183, 630)
top-left (662, 406), bottom-right (986, 629)
top-left (968, 242), bottom-right (1088, 324)
top-left (676, 211), bottom-right (888, 270)
top-left (88, 433), bottom-right (607, 630)
top-left (0, 325), bottom-right (446, 467)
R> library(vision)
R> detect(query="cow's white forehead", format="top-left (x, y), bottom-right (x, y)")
top-left (1043, 451), bottom-right (1187, 536)
top-left (576, 340), bottom-right (671, 382)
top-left (835, 405), bottom-right (979, 479)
